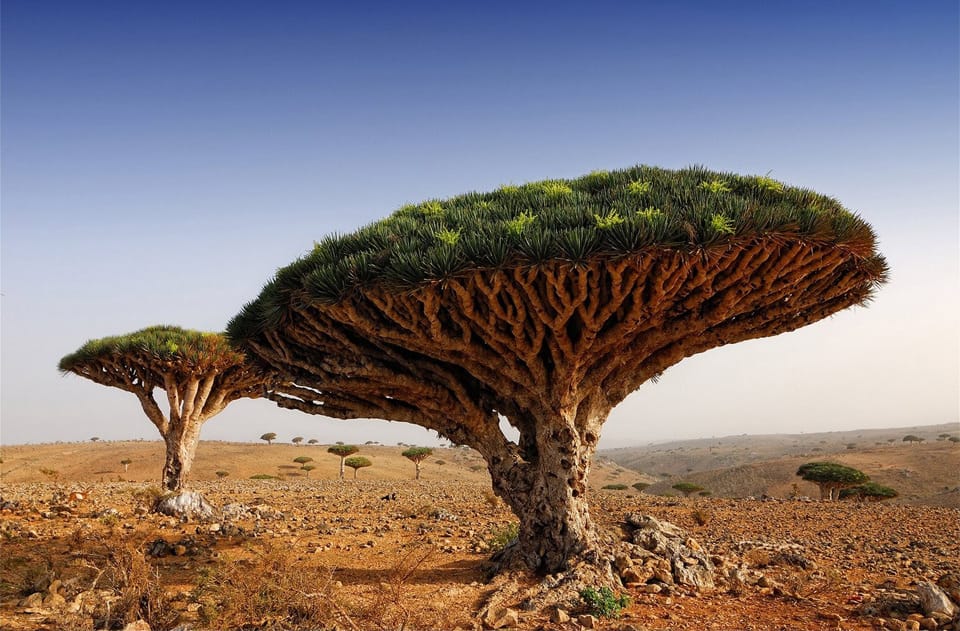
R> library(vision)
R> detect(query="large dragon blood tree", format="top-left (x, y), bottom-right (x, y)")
top-left (59, 326), bottom-right (268, 494)
top-left (227, 165), bottom-right (886, 578)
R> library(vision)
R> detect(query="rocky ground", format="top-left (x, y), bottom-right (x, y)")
top-left (1, 480), bottom-right (958, 631)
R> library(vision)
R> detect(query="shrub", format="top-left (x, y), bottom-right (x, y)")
top-left (579, 586), bottom-right (630, 619)
top-left (486, 522), bottom-right (519, 554)
top-left (691, 508), bottom-right (710, 526)
top-left (215, 471), bottom-right (229, 478)
top-left (838, 482), bottom-right (898, 501)
top-left (249, 474), bottom-right (278, 480)
top-left (602, 484), bottom-right (628, 490)
top-left (631, 482), bottom-right (650, 493)
top-left (672, 482), bottom-right (704, 497)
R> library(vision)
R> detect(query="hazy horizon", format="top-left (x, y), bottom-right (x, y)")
top-left (2, 2), bottom-right (957, 449)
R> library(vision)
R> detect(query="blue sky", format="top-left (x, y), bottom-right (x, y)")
top-left (2, 1), bottom-right (957, 447)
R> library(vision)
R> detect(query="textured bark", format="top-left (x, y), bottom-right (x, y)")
top-left (162, 420), bottom-right (202, 492)
top-left (240, 238), bottom-right (885, 576)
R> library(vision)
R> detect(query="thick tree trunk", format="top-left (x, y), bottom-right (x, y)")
top-left (162, 420), bottom-right (202, 492)
top-left (415, 461), bottom-right (421, 480)
top-left (487, 422), bottom-right (602, 576)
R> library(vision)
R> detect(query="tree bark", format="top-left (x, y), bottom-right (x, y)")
top-left (415, 460), bottom-right (421, 480)
top-left (339, 457), bottom-right (345, 479)
top-left (162, 420), bottom-right (202, 492)
top-left (486, 419), bottom-right (602, 576)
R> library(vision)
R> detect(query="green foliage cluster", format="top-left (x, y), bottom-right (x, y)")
top-left (486, 522), bottom-right (519, 553)
top-left (579, 586), bottom-right (631, 619)
top-left (601, 483), bottom-right (628, 490)
top-left (327, 444), bottom-right (359, 457)
top-left (631, 482), bottom-right (650, 493)
top-left (795, 462), bottom-right (868, 485)
top-left (672, 482), bottom-right (704, 496)
top-left (59, 326), bottom-right (244, 374)
top-left (228, 165), bottom-right (884, 341)
top-left (344, 456), bottom-right (372, 470)
top-left (401, 446), bottom-right (433, 461)
top-left (249, 474), bottom-right (278, 480)
top-left (838, 482), bottom-right (898, 501)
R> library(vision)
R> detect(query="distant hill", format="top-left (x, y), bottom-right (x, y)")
top-left (600, 423), bottom-right (960, 507)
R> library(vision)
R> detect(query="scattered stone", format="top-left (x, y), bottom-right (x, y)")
top-left (918, 581), bottom-right (958, 617)
top-left (577, 614), bottom-right (598, 628)
top-left (18, 592), bottom-right (43, 608)
top-left (484, 607), bottom-right (519, 629)
top-left (123, 620), bottom-right (152, 631)
top-left (918, 617), bottom-right (938, 630)
top-left (550, 607), bottom-right (570, 623)
top-left (623, 513), bottom-right (715, 590)
top-left (155, 491), bottom-right (214, 520)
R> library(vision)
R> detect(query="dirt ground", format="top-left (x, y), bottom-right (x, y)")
top-left (2, 477), bottom-right (958, 631)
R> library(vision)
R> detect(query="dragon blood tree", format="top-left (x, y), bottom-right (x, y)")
top-left (60, 326), bottom-right (268, 496)
top-left (228, 165), bottom-right (886, 579)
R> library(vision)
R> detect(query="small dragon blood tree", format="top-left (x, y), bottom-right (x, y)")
top-left (228, 165), bottom-right (886, 583)
top-left (60, 326), bottom-right (269, 508)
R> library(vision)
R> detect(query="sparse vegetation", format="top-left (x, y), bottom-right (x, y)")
top-left (691, 507), bottom-right (711, 526)
top-left (903, 434), bottom-right (924, 444)
top-left (260, 432), bottom-right (277, 445)
top-left (487, 522), bottom-right (519, 553)
top-left (601, 483), bottom-right (628, 490)
top-left (215, 470), bottom-right (229, 478)
top-left (250, 473), bottom-right (278, 480)
top-left (579, 585), bottom-right (630, 619)
top-left (631, 482), bottom-right (650, 493)
top-left (838, 482), bottom-right (899, 501)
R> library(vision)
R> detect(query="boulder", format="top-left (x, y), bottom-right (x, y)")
top-left (917, 581), bottom-right (958, 617)
top-left (155, 491), bottom-right (214, 520)
top-left (623, 513), bottom-right (715, 590)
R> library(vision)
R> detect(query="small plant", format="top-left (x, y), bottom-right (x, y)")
top-left (260, 432), bottom-right (277, 445)
top-left (627, 180), bottom-right (652, 196)
top-left (636, 207), bottom-right (663, 221)
top-left (505, 211), bottom-right (537, 236)
top-left (579, 586), bottom-right (630, 619)
top-left (601, 483), bottom-right (628, 490)
top-left (540, 181), bottom-right (573, 197)
top-left (249, 473), bottom-right (278, 480)
top-left (215, 470), bottom-right (229, 478)
top-left (99, 512), bottom-right (120, 528)
top-left (120, 458), bottom-right (132, 472)
top-left (594, 212), bottom-right (625, 229)
top-left (699, 179), bottom-right (731, 194)
top-left (486, 522), bottom-right (519, 553)
top-left (419, 201), bottom-right (445, 217)
top-left (709, 213), bottom-right (735, 235)
top-left (754, 175), bottom-right (784, 192)
top-left (435, 228), bottom-right (462, 246)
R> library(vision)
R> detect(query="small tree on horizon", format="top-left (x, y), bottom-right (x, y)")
top-left (402, 446), bottom-right (433, 480)
top-left (839, 482), bottom-right (898, 502)
top-left (796, 461), bottom-right (869, 500)
top-left (308, 438), bottom-right (319, 445)
top-left (260, 432), bottom-right (277, 445)
top-left (120, 458), bottom-right (132, 473)
top-left (631, 482), bottom-right (650, 493)
top-left (90, 437), bottom-right (100, 443)
top-left (672, 482), bottom-right (704, 497)
top-left (327, 444), bottom-right (358, 479)
top-left (902, 434), bottom-right (923, 444)
top-left (60, 326), bottom-right (268, 494)
top-left (344, 455), bottom-right (372, 479)
top-left (292, 436), bottom-right (304, 445)
top-left (215, 470), bottom-right (229, 478)
top-left (293, 455), bottom-right (314, 466)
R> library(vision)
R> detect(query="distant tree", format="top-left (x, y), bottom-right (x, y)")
top-left (336, 441), bottom-right (345, 445)
top-left (90, 437), bottom-right (100, 442)
top-left (631, 482), bottom-right (650, 493)
top-left (260, 432), bottom-right (277, 445)
top-left (845, 443), bottom-right (857, 450)
top-left (301, 464), bottom-right (316, 477)
top-left (308, 439), bottom-right (319, 445)
top-left (60, 326), bottom-right (268, 495)
top-left (344, 456), bottom-right (372, 479)
top-left (937, 433), bottom-right (951, 441)
top-left (796, 462), bottom-right (869, 500)
top-left (215, 470), bottom-right (229, 478)
top-left (292, 436), bottom-right (304, 445)
top-left (672, 482), bottom-right (704, 497)
top-left (293, 456), bottom-right (314, 466)
top-left (839, 482), bottom-right (898, 502)
top-left (950, 436), bottom-right (960, 444)
top-left (402, 447), bottom-right (433, 480)
top-left (327, 445), bottom-right (359, 479)
top-left (120, 458), bottom-right (132, 472)
top-left (902, 435), bottom-right (923, 444)
top-left (886, 438), bottom-right (896, 444)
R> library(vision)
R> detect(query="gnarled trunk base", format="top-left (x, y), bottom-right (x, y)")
top-left (161, 421), bottom-right (202, 493)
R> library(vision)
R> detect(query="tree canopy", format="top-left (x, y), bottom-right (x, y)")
top-left (227, 164), bottom-right (886, 578)
top-left (60, 326), bottom-right (268, 494)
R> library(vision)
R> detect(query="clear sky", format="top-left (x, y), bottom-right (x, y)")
top-left (2, 1), bottom-right (957, 448)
